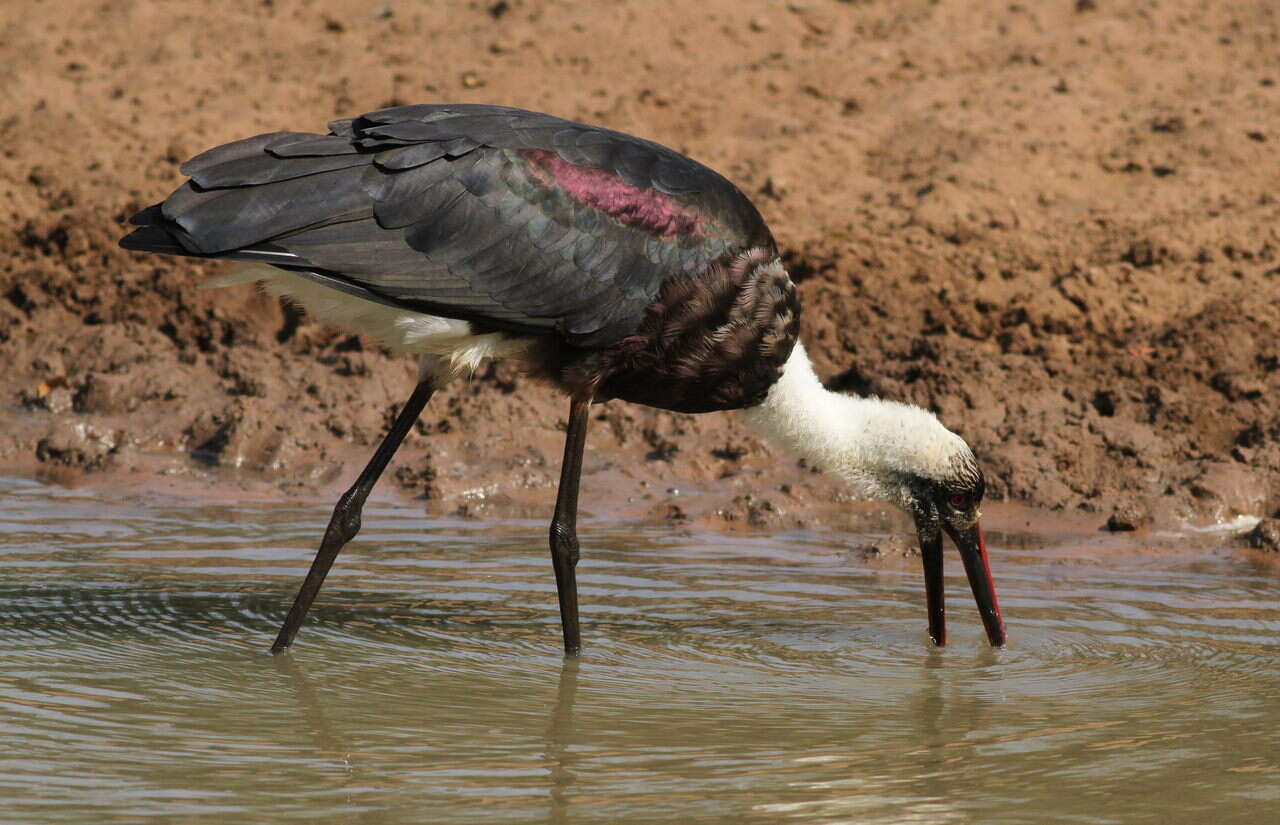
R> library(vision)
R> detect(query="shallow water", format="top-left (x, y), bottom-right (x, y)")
top-left (1, 476), bottom-right (1277, 824)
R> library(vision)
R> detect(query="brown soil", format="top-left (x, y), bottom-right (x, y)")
top-left (2, 0), bottom-right (1277, 533)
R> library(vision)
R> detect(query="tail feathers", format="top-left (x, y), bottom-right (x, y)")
top-left (128, 203), bottom-right (165, 226)
top-left (119, 202), bottom-right (204, 256)
top-left (118, 223), bottom-right (199, 257)
top-left (120, 212), bottom-right (308, 270)
top-left (121, 215), bottom-right (394, 304)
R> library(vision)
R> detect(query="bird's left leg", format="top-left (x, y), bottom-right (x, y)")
top-left (270, 363), bottom-right (441, 653)
top-left (549, 393), bottom-right (593, 655)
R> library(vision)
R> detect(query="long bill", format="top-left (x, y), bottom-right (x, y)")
top-left (918, 522), bottom-right (1006, 647)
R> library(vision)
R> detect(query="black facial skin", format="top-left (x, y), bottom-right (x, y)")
top-left (935, 471), bottom-right (985, 530)
top-left (903, 463), bottom-right (1004, 648)
top-left (905, 467), bottom-right (986, 531)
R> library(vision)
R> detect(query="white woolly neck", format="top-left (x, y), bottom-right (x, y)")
top-left (741, 342), bottom-right (970, 506)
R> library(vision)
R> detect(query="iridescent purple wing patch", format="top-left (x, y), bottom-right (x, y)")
top-left (521, 149), bottom-right (707, 239)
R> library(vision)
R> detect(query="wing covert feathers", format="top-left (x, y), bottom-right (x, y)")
top-left (121, 104), bottom-right (776, 347)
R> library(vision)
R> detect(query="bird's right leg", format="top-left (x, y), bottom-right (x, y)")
top-left (549, 394), bottom-right (593, 655)
top-left (270, 375), bottom-right (436, 653)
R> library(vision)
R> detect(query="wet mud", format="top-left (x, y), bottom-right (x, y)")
top-left (1, 0), bottom-right (1277, 534)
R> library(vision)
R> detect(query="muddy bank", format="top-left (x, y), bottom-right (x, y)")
top-left (1, 0), bottom-right (1277, 531)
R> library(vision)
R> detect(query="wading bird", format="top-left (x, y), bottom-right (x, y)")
top-left (120, 104), bottom-right (1004, 653)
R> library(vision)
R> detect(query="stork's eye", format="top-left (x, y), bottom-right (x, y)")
top-left (949, 494), bottom-right (969, 508)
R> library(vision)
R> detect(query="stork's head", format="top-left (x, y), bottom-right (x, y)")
top-left (851, 411), bottom-right (1004, 648)
top-left (897, 436), bottom-right (1003, 648)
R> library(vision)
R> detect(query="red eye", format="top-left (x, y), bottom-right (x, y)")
top-left (950, 494), bottom-right (968, 508)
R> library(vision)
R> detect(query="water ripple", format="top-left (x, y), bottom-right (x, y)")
top-left (0, 476), bottom-right (1277, 824)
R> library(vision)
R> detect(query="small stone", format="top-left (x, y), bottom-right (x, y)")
top-left (35, 419), bottom-right (118, 470)
top-left (853, 535), bottom-right (917, 559)
top-left (41, 387), bottom-right (74, 414)
top-left (76, 373), bottom-right (136, 414)
top-left (1104, 502), bottom-right (1150, 531)
top-left (1241, 519), bottom-right (1280, 553)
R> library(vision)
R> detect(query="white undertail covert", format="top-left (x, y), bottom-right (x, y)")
top-left (206, 264), bottom-right (535, 381)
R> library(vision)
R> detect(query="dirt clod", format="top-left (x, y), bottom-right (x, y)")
top-left (1104, 502), bottom-right (1151, 532)
top-left (851, 536), bottom-right (919, 560)
top-left (1239, 519), bottom-right (1280, 553)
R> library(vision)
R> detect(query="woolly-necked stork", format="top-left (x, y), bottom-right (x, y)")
top-left (120, 104), bottom-right (1004, 653)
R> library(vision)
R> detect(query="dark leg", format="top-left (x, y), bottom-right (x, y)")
top-left (271, 378), bottom-right (435, 653)
top-left (549, 394), bottom-right (592, 655)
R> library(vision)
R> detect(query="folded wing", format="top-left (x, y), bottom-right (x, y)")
top-left (121, 104), bottom-right (775, 347)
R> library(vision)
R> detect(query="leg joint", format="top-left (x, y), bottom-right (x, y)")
top-left (549, 520), bottom-right (579, 563)
top-left (328, 489), bottom-right (364, 544)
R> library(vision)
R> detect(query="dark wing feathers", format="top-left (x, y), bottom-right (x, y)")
top-left (122, 103), bottom-right (775, 346)
top-left (374, 137), bottom-right (481, 171)
top-left (190, 151), bottom-right (372, 189)
top-left (180, 132), bottom-right (302, 176)
top-left (327, 117), bottom-right (357, 138)
top-left (163, 167), bottom-right (375, 253)
top-left (368, 152), bottom-right (474, 229)
top-left (265, 134), bottom-right (363, 157)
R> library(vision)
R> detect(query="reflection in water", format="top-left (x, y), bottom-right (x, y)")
top-left (542, 654), bottom-right (578, 823)
top-left (271, 651), bottom-right (585, 824)
top-left (274, 648), bottom-right (586, 824)
top-left (545, 658), bottom-right (579, 825)
top-left (0, 475), bottom-right (1278, 825)
top-left (271, 653), bottom-right (352, 774)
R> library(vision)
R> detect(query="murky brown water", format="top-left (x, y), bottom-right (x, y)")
top-left (1, 476), bottom-right (1277, 824)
